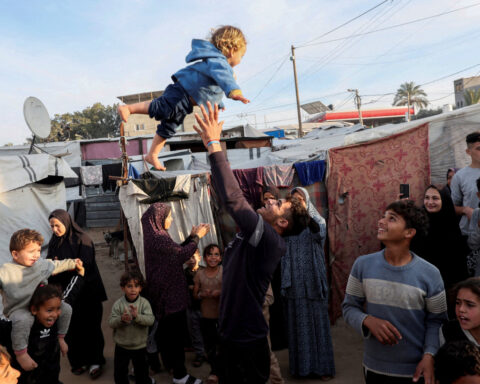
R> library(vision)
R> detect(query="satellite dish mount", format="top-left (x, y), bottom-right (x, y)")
top-left (23, 97), bottom-right (52, 154)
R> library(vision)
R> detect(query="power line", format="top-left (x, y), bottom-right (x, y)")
top-left (295, 0), bottom-right (392, 47)
top-left (298, 2), bottom-right (480, 48)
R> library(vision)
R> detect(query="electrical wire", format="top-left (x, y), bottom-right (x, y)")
top-left (295, 0), bottom-right (392, 47)
top-left (298, 2), bottom-right (480, 48)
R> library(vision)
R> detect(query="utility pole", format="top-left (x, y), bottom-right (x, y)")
top-left (348, 89), bottom-right (364, 126)
top-left (291, 45), bottom-right (304, 138)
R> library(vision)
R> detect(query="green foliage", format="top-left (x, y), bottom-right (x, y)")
top-left (41, 102), bottom-right (121, 142)
top-left (392, 82), bottom-right (429, 110)
top-left (464, 89), bottom-right (480, 106)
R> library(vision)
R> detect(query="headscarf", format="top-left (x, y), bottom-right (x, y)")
top-left (141, 202), bottom-right (171, 240)
top-left (47, 209), bottom-right (94, 260)
top-left (291, 187), bottom-right (326, 246)
top-left (47, 209), bottom-right (107, 302)
top-left (281, 187), bottom-right (328, 300)
top-left (141, 202), bottom-right (197, 318)
top-left (411, 185), bottom-right (469, 287)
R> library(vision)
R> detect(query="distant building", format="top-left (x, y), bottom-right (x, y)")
top-left (117, 91), bottom-right (200, 137)
top-left (454, 76), bottom-right (480, 108)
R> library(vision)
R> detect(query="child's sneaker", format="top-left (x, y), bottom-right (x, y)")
top-left (172, 374), bottom-right (202, 384)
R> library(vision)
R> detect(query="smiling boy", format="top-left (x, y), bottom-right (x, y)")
top-left (0, 229), bottom-right (81, 372)
top-left (342, 200), bottom-right (448, 384)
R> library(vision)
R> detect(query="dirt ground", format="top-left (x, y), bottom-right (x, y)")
top-left (60, 228), bottom-right (364, 384)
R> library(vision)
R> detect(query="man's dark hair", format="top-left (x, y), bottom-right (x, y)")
top-left (385, 200), bottom-right (429, 238)
top-left (466, 131), bottom-right (480, 145)
top-left (282, 195), bottom-right (309, 237)
top-left (120, 269), bottom-right (146, 288)
top-left (435, 340), bottom-right (480, 384)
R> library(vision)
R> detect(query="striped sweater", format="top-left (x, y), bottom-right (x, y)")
top-left (342, 250), bottom-right (447, 377)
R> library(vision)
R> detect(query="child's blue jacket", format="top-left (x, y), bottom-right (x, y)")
top-left (173, 39), bottom-right (241, 110)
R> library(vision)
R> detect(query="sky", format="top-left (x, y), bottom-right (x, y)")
top-left (1, 0), bottom-right (480, 145)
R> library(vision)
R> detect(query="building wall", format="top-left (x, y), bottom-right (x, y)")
top-left (454, 77), bottom-right (480, 108)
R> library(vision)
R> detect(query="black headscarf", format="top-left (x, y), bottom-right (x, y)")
top-left (47, 209), bottom-right (107, 302)
top-left (411, 185), bottom-right (469, 287)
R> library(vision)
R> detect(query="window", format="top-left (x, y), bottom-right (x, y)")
top-left (135, 124), bottom-right (145, 131)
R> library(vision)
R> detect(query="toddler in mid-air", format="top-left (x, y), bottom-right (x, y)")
top-left (118, 25), bottom-right (249, 171)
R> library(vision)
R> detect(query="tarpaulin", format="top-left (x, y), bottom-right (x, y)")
top-left (327, 124), bottom-right (430, 321)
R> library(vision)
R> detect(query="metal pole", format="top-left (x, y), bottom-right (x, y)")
top-left (291, 45), bottom-right (303, 138)
top-left (348, 89), bottom-right (364, 126)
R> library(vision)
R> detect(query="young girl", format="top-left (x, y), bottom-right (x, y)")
top-left (441, 277), bottom-right (480, 346)
top-left (118, 25), bottom-right (249, 171)
top-left (193, 244), bottom-right (222, 384)
top-left (18, 284), bottom-right (67, 384)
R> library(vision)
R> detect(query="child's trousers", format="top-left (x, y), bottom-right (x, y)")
top-left (9, 301), bottom-right (72, 351)
top-left (114, 345), bottom-right (150, 384)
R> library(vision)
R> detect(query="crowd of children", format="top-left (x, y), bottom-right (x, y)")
top-left (4, 20), bottom-right (480, 383)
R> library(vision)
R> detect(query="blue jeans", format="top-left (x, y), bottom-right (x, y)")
top-left (148, 82), bottom-right (193, 139)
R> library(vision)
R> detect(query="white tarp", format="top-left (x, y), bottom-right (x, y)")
top-left (0, 154), bottom-right (76, 194)
top-left (119, 175), bottom-right (218, 275)
top-left (0, 141), bottom-right (82, 168)
top-left (0, 154), bottom-right (75, 265)
top-left (0, 182), bottom-right (67, 264)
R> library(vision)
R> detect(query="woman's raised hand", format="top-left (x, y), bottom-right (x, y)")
top-left (191, 223), bottom-right (211, 239)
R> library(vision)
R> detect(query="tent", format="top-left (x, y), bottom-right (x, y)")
top-left (0, 154), bottom-right (77, 264)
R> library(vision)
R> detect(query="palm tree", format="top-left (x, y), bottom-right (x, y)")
top-left (464, 88), bottom-right (480, 106)
top-left (392, 82), bottom-right (428, 121)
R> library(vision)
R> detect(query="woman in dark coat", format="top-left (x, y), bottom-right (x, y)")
top-left (411, 185), bottom-right (469, 289)
top-left (141, 202), bottom-right (209, 384)
top-left (47, 209), bottom-right (107, 379)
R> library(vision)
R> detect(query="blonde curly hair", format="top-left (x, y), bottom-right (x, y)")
top-left (209, 25), bottom-right (246, 57)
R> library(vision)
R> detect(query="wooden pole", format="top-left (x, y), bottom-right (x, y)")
top-left (119, 123), bottom-right (130, 271)
top-left (291, 45), bottom-right (304, 138)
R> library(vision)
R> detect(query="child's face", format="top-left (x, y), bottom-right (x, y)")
top-left (11, 241), bottom-right (41, 267)
top-left (424, 188), bottom-right (442, 213)
top-left (377, 210), bottom-right (412, 242)
top-left (49, 217), bottom-right (66, 237)
top-left (205, 247), bottom-right (221, 268)
top-left (122, 279), bottom-right (142, 301)
top-left (186, 251), bottom-right (200, 269)
top-left (227, 46), bottom-right (246, 67)
top-left (456, 288), bottom-right (480, 332)
top-left (31, 297), bottom-right (62, 328)
top-left (0, 352), bottom-right (20, 384)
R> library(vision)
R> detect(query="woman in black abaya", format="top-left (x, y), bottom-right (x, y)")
top-left (47, 209), bottom-right (107, 379)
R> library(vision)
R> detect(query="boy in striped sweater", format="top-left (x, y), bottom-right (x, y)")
top-left (342, 200), bottom-right (448, 384)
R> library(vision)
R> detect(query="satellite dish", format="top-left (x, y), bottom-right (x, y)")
top-left (23, 97), bottom-right (51, 139)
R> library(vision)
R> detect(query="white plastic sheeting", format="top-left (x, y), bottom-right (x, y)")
top-left (119, 175), bottom-right (218, 275)
top-left (0, 182), bottom-right (66, 264)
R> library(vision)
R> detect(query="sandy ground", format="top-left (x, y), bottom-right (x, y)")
top-left (59, 228), bottom-right (364, 384)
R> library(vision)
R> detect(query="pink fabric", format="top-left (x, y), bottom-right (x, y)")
top-left (327, 124), bottom-right (430, 321)
top-left (81, 139), bottom-right (148, 160)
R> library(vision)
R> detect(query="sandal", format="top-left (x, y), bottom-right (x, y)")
top-left (71, 366), bottom-right (87, 375)
top-left (89, 365), bottom-right (103, 380)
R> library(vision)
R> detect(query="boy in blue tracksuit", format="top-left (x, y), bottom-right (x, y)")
top-left (118, 25), bottom-right (249, 171)
top-left (342, 200), bottom-right (448, 384)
